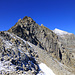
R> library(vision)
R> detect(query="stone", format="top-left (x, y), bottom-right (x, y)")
top-left (7, 16), bottom-right (75, 72)
top-left (18, 18), bottom-right (21, 22)
top-left (0, 16), bottom-right (75, 75)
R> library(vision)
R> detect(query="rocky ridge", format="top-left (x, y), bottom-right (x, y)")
top-left (0, 31), bottom-right (40, 75)
top-left (0, 16), bottom-right (75, 75)
top-left (53, 28), bottom-right (75, 70)
top-left (8, 16), bottom-right (75, 70)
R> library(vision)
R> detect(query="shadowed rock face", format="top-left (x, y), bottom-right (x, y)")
top-left (8, 16), bottom-right (60, 60)
top-left (8, 16), bottom-right (75, 71)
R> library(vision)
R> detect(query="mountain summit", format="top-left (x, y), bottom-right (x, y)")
top-left (0, 16), bottom-right (75, 75)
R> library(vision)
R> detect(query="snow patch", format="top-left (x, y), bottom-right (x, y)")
top-left (38, 63), bottom-right (55, 75)
top-left (37, 73), bottom-right (45, 75)
top-left (2, 40), bottom-right (12, 49)
top-left (0, 61), bottom-right (15, 72)
top-left (27, 42), bottom-right (32, 47)
top-left (53, 28), bottom-right (72, 36)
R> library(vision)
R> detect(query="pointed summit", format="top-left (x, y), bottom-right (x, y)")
top-left (8, 16), bottom-right (36, 32)
top-left (22, 16), bottom-right (35, 23)
top-left (22, 16), bottom-right (31, 20)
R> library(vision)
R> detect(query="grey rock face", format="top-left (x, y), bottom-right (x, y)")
top-left (8, 16), bottom-right (60, 60)
top-left (8, 16), bottom-right (74, 70)
top-left (53, 29), bottom-right (75, 69)
top-left (0, 16), bottom-right (74, 75)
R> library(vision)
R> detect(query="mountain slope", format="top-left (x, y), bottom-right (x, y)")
top-left (8, 16), bottom-right (60, 60)
top-left (0, 31), bottom-right (41, 75)
top-left (53, 28), bottom-right (75, 70)
top-left (0, 31), bottom-right (75, 75)
top-left (8, 16), bottom-right (75, 70)
top-left (0, 16), bottom-right (75, 75)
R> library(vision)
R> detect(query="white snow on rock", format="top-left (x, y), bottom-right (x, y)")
top-left (3, 40), bottom-right (12, 49)
top-left (53, 28), bottom-right (72, 36)
top-left (27, 42), bottom-right (32, 47)
top-left (37, 63), bottom-right (55, 75)
top-left (0, 61), bottom-right (15, 72)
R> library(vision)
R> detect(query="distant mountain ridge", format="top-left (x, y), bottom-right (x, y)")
top-left (53, 28), bottom-right (75, 49)
top-left (53, 28), bottom-right (73, 36)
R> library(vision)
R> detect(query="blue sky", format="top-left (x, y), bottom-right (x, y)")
top-left (0, 0), bottom-right (75, 34)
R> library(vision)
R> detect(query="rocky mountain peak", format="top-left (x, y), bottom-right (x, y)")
top-left (22, 16), bottom-right (32, 20)
top-left (21, 16), bottom-right (35, 23)
top-left (1, 16), bottom-right (74, 75)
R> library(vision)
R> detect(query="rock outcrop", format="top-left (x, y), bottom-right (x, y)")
top-left (8, 16), bottom-right (61, 60)
top-left (8, 16), bottom-right (75, 72)
top-left (0, 16), bottom-right (75, 75)
top-left (53, 28), bottom-right (75, 69)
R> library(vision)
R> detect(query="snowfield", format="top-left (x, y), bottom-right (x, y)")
top-left (53, 28), bottom-right (72, 36)
top-left (38, 63), bottom-right (55, 75)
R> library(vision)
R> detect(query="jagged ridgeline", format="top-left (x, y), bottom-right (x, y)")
top-left (8, 16), bottom-right (60, 60)
top-left (8, 16), bottom-right (75, 70)
top-left (0, 16), bottom-right (74, 75)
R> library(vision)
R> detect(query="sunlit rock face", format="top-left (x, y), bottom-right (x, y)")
top-left (8, 16), bottom-right (75, 70)
top-left (0, 16), bottom-right (75, 75)
top-left (53, 28), bottom-right (75, 69)
top-left (8, 16), bottom-right (65, 62)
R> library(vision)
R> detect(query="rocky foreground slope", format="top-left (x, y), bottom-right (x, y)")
top-left (0, 31), bottom-right (40, 75)
top-left (0, 16), bottom-right (75, 75)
